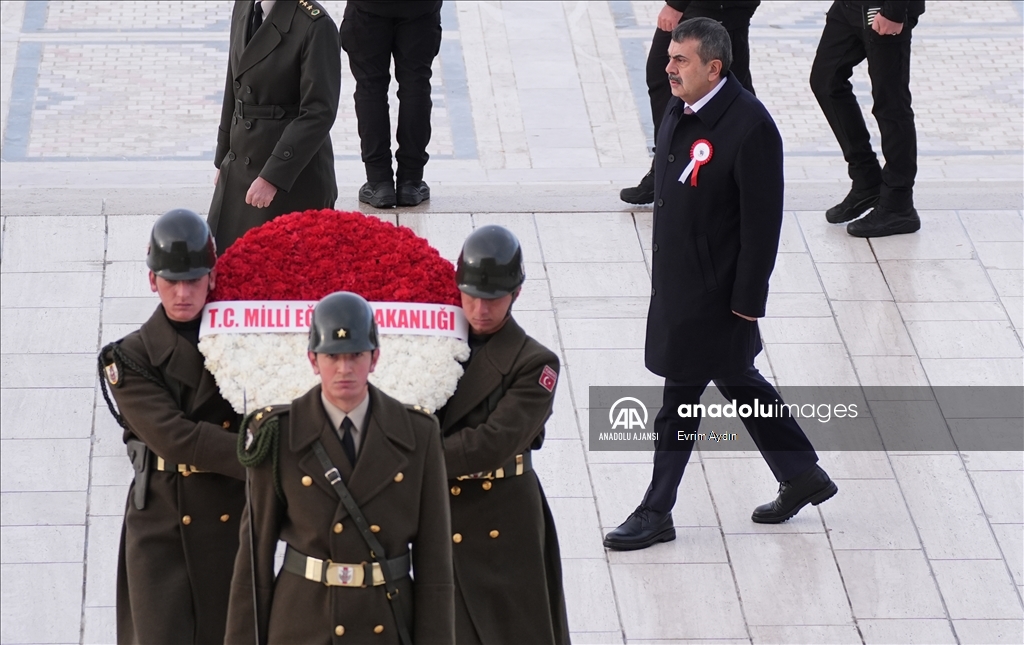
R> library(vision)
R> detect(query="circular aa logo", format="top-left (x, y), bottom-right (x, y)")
top-left (609, 397), bottom-right (649, 430)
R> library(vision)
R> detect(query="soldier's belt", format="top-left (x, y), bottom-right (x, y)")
top-left (283, 545), bottom-right (410, 588)
top-left (234, 99), bottom-right (300, 120)
top-left (153, 456), bottom-right (205, 475)
top-left (455, 452), bottom-right (532, 481)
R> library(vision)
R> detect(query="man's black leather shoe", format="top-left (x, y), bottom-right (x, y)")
top-left (603, 505), bottom-right (675, 551)
top-left (847, 206), bottom-right (921, 238)
top-left (396, 180), bottom-right (430, 207)
top-left (358, 181), bottom-right (396, 208)
top-left (826, 186), bottom-right (880, 223)
top-left (752, 465), bottom-right (838, 524)
top-left (619, 167), bottom-right (655, 205)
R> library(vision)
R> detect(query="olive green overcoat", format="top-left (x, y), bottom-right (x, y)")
top-left (439, 318), bottom-right (571, 645)
top-left (225, 384), bottom-right (455, 645)
top-left (100, 306), bottom-right (245, 644)
top-left (208, 0), bottom-right (340, 253)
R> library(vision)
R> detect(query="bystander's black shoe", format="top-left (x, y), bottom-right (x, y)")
top-left (826, 186), bottom-right (880, 223)
top-left (358, 181), bottom-right (396, 208)
top-left (603, 505), bottom-right (675, 551)
top-left (847, 206), bottom-right (921, 238)
top-left (751, 465), bottom-right (838, 524)
top-left (397, 180), bottom-right (430, 207)
top-left (620, 167), bottom-right (655, 205)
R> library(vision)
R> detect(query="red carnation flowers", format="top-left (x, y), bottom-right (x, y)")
top-left (210, 209), bottom-right (461, 305)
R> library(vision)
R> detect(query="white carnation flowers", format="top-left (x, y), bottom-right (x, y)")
top-left (199, 332), bottom-right (470, 413)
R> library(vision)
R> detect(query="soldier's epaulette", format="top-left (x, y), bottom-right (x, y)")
top-left (297, 0), bottom-right (325, 19)
top-left (406, 403), bottom-right (438, 423)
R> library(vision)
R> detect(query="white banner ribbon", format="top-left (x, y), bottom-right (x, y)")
top-left (200, 301), bottom-right (468, 341)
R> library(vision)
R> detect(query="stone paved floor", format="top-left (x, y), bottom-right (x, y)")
top-left (1, 1), bottom-right (1022, 644)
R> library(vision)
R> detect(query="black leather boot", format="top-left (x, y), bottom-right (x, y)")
top-left (603, 505), bottom-right (675, 551)
top-left (751, 465), bottom-right (838, 524)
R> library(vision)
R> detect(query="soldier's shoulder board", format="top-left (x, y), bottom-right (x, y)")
top-left (405, 404), bottom-right (437, 421)
top-left (297, 0), bottom-right (326, 19)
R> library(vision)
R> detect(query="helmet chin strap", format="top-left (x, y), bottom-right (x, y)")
top-left (504, 287), bottom-right (521, 319)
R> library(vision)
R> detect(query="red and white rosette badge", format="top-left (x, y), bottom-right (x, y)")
top-left (198, 210), bottom-right (470, 412)
top-left (679, 138), bottom-right (713, 187)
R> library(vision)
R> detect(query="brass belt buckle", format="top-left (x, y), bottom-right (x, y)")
top-left (456, 471), bottom-right (495, 481)
top-left (324, 560), bottom-right (365, 587)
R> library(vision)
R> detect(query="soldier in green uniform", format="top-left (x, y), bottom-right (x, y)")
top-left (208, 0), bottom-right (341, 253)
top-left (225, 291), bottom-right (454, 645)
top-left (437, 226), bottom-right (571, 645)
top-left (98, 209), bottom-right (245, 644)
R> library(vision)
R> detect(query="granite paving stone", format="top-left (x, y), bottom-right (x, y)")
top-left (1, 1), bottom-right (1022, 642)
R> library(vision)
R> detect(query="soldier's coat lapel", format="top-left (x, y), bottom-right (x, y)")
top-left (290, 385), bottom-right (414, 521)
top-left (291, 386), bottom-right (353, 502)
top-left (441, 319), bottom-right (528, 432)
top-left (347, 387), bottom-right (414, 510)
top-left (236, 0), bottom-right (295, 78)
top-left (139, 306), bottom-right (218, 412)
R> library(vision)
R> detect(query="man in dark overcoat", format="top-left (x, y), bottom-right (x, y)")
top-left (225, 292), bottom-right (454, 645)
top-left (604, 19), bottom-right (837, 551)
top-left (436, 226), bottom-right (570, 645)
top-left (208, 0), bottom-right (341, 253)
top-left (620, 0), bottom-right (760, 205)
top-left (98, 209), bottom-right (245, 644)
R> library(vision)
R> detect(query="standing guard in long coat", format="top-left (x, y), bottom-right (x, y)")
top-left (99, 209), bottom-right (246, 644)
top-left (225, 292), bottom-right (455, 645)
top-left (437, 226), bottom-right (571, 645)
top-left (208, 0), bottom-right (341, 253)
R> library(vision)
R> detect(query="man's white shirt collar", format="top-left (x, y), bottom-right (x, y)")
top-left (684, 75), bottom-right (728, 114)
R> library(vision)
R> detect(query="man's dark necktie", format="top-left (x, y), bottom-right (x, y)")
top-left (248, 1), bottom-right (263, 43)
top-left (340, 417), bottom-right (358, 466)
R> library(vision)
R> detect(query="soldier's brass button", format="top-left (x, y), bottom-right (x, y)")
top-left (450, 485), bottom-right (461, 496)
top-left (243, 157), bottom-right (250, 165)
top-left (452, 533), bottom-right (462, 544)
top-left (333, 522), bottom-right (343, 534)
top-left (370, 524), bottom-right (380, 533)
top-left (393, 472), bottom-right (404, 483)
top-left (373, 625), bottom-right (384, 634)
top-left (265, 406), bottom-right (273, 412)
top-left (181, 470), bottom-right (191, 477)
top-left (182, 515), bottom-right (192, 525)
top-left (302, 476), bottom-right (313, 487)
top-left (335, 625), bottom-right (345, 636)
top-left (220, 514), bottom-right (230, 522)
top-left (222, 420), bottom-right (231, 429)
top-left (489, 530), bottom-right (499, 539)
top-left (668, 154), bottom-right (675, 163)
top-left (244, 121), bottom-right (252, 130)
top-left (481, 481), bottom-right (492, 491)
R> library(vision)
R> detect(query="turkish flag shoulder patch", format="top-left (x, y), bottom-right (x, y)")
top-left (539, 365), bottom-right (558, 392)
